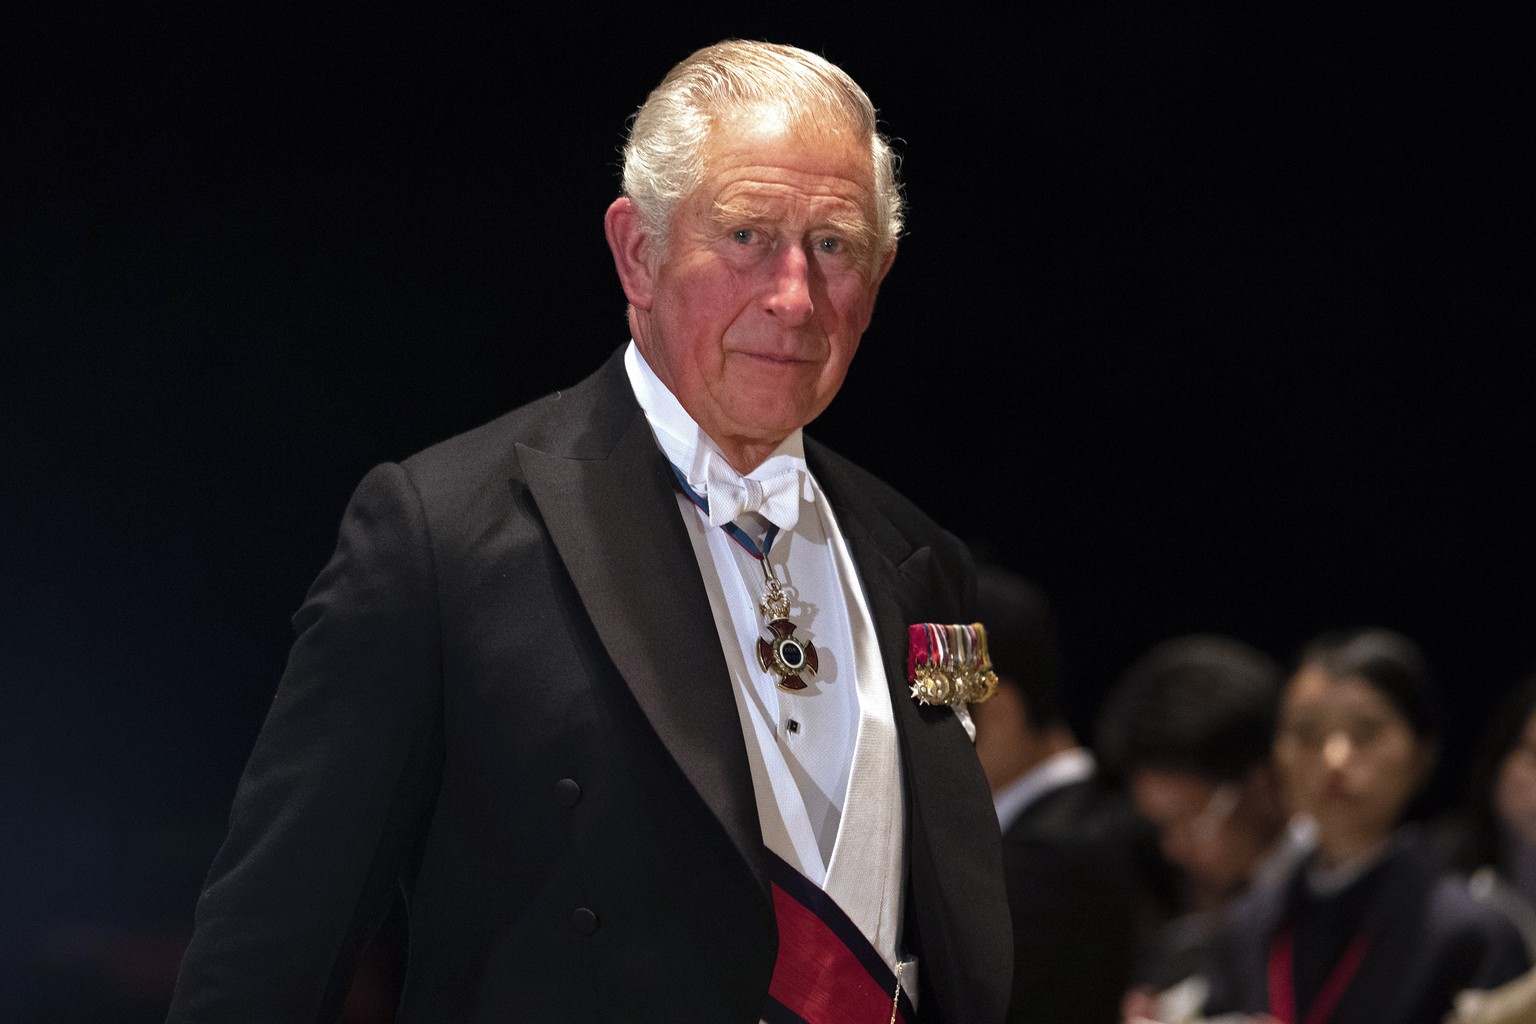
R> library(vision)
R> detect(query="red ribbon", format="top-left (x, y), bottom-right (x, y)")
top-left (906, 624), bottom-right (931, 682)
top-left (1267, 922), bottom-right (1371, 1024)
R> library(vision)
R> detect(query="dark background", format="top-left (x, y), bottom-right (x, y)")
top-left (4, 6), bottom-right (1531, 1019)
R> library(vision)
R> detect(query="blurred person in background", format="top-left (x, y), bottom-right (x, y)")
top-left (1094, 633), bottom-right (1306, 1024)
top-left (971, 562), bottom-right (1176, 1024)
top-left (1435, 666), bottom-right (1536, 1024)
top-left (1200, 628), bottom-right (1529, 1024)
top-left (1442, 667), bottom-right (1536, 956)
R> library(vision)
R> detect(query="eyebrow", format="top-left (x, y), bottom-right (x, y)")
top-left (711, 197), bottom-right (878, 257)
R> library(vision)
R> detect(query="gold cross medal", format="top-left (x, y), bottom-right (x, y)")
top-left (755, 563), bottom-right (818, 691)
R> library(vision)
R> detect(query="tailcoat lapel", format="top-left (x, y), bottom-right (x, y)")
top-left (806, 439), bottom-right (976, 756)
top-left (811, 438), bottom-right (1013, 1021)
top-left (516, 358), bottom-right (766, 890)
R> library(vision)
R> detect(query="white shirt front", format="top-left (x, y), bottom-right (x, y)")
top-left (624, 342), bottom-right (913, 998)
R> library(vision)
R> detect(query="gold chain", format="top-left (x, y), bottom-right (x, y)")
top-left (889, 960), bottom-right (904, 1024)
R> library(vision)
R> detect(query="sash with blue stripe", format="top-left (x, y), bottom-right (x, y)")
top-left (761, 848), bottom-right (914, 1024)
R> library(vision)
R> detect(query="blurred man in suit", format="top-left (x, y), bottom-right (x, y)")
top-left (971, 562), bottom-right (1174, 1024)
top-left (1095, 633), bottom-right (1306, 1022)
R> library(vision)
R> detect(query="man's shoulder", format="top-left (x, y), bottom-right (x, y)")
top-left (804, 437), bottom-right (958, 544)
top-left (397, 346), bottom-right (634, 493)
top-left (804, 438), bottom-right (977, 613)
top-left (1028, 775), bottom-right (1140, 832)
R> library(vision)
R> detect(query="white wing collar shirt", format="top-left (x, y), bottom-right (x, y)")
top-left (624, 341), bottom-right (916, 1004)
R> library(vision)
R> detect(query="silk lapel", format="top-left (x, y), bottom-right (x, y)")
top-left (811, 443), bottom-right (1012, 1020)
top-left (518, 390), bottom-right (765, 891)
top-left (830, 494), bottom-right (979, 809)
top-left (805, 443), bottom-right (966, 744)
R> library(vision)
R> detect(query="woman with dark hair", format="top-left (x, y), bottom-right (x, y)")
top-left (1447, 669), bottom-right (1536, 956)
top-left (1198, 628), bottom-right (1530, 1024)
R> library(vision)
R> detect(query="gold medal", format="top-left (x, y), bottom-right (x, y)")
top-left (755, 557), bottom-right (818, 691)
top-left (907, 622), bottom-right (998, 707)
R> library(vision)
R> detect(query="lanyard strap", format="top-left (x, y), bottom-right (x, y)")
top-left (1268, 921), bottom-right (1371, 1024)
top-left (669, 463), bottom-right (779, 559)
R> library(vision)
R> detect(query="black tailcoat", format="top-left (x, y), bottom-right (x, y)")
top-left (167, 347), bottom-right (1012, 1023)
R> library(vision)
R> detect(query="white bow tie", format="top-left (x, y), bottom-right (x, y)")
top-left (701, 450), bottom-right (806, 532)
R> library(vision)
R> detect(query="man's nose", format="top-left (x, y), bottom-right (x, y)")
top-left (763, 244), bottom-right (814, 325)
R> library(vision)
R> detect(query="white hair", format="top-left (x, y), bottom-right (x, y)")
top-left (619, 39), bottom-right (905, 263)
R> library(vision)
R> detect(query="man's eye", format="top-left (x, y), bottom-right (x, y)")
top-left (816, 237), bottom-right (843, 254)
top-left (731, 229), bottom-right (756, 245)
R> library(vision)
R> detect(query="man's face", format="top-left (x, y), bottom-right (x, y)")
top-left (1130, 769), bottom-right (1269, 903)
top-left (623, 113), bottom-right (894, 467)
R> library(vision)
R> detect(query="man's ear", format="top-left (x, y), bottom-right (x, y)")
top-left (873, 242), bottom-right (897, 289)
top-left (605, 197), bottom-right (655, 311)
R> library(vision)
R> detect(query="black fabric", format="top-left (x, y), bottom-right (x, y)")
top-left (165, 347), bottom-right (1012, 1023)
top-left (1203, 829), bottom-right (1532, 1024)
top-left (999, 775), bottom-right (1168, 1024)
top-left (1290, 860), bottom-right (1388, 1020)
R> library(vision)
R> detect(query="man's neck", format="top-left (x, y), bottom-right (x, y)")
top-left (1009, 729), bottom-right (1080, 788)
top-left (714, 440), bottom-right (779, 476)
top-left (623, 342), bottom-right (803, 477)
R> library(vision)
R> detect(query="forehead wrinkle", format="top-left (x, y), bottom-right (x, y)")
top-left (711, 182), bottom-right (870, 221)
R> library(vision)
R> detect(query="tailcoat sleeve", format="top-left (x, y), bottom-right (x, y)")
top-left (167, 462), bottom-right (443, 1022)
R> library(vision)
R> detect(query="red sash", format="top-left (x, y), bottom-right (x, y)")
top-left (761, 850), bottom-right (914, 1024)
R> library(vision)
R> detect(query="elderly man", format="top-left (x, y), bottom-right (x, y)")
top-left (166, 40), bottom-right (1010, 1024)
